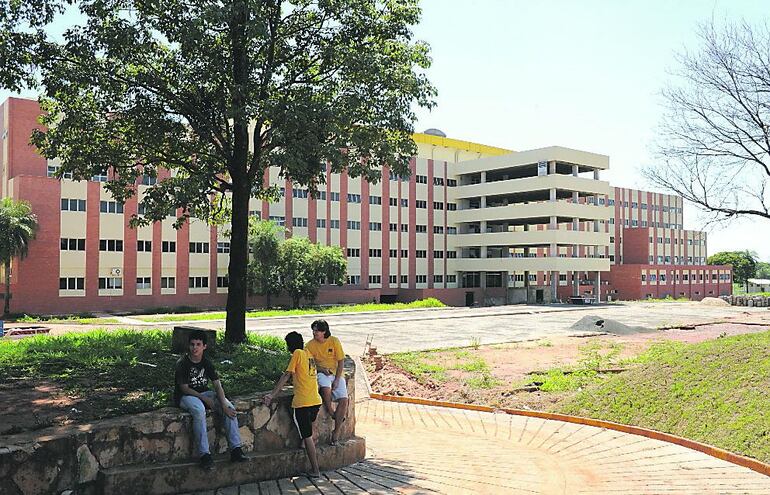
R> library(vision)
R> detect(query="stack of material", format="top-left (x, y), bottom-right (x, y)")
top-left (570, 315), bottom-right (653, 336)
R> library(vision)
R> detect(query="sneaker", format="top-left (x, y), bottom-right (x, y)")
top-left (199, 453), bottom-right (214, 471)
top-left (230, 447), bottom-right (247, 463)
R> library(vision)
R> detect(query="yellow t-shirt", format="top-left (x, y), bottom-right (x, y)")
top-left (286, 349), bottom-right (322, 408)
top-left (305, 336), bottom-right (345, 372)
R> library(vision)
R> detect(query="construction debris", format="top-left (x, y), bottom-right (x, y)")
top-left (569, 315), bottom-right (653, 336)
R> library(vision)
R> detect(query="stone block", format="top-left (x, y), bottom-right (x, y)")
top-left (172, 326), bottom-right (218, 356)
top-left (77, 445), bottom-right (99, 483)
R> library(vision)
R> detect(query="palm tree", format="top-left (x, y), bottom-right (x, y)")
top-left (0, 198), bottom-right (39, 315)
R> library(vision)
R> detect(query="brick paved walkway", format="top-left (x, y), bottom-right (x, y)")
top-left (204, 398), bottom-right (770, 494)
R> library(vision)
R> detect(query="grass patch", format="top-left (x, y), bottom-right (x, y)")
top-left (645, 295), bottom-right (690, 303)
top-left (465, 373), bottom-right (501, 390)
top-left (388, 351), bottom-right (448, 383)
top-left (10, 313), bottom-right (121, 324)
top-left (554, 330), bottom-right (770, 463)
top-left (0, 329), bottom-right (287, 421)
top-left (136, 298), bottom-right (446, 322)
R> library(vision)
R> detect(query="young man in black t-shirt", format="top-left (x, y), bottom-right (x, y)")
top-left (174, 330), bottom-right (246, 470)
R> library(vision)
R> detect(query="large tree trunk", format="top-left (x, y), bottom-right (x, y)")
top-left (225, 181), bottom-right (250, 343)
top-left (3, 260), bottom-right (10, 315)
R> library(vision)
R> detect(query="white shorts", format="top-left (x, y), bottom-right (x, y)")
top-left (317, 373), bottom-right (348, 401)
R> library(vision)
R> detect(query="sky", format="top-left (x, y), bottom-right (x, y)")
top-left (410, 0), bottom-right (770, 261)
top-left (1, 0), bottom-right (768, 260)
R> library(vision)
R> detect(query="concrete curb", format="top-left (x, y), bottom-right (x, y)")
top-left (368, 393), bottom-right (770, 478)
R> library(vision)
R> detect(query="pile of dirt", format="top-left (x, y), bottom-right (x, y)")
top-left (700, 297), bottom-right (730, 306)
top-left (569, 315), bottom-right (653, 336)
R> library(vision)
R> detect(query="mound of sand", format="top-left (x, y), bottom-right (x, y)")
top-left (700, 297), bottom-right (730, 306)
top-left (569, 315), bottom-right (654, 336)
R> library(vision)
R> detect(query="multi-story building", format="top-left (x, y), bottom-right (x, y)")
top-left (1, 97), bottom-right (731, 315)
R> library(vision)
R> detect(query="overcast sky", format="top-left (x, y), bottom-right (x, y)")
top-left (2, 0), bottom-right (768, 260)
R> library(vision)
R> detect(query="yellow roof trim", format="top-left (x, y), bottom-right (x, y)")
top-left (412, 133), bottom-right (512, 156)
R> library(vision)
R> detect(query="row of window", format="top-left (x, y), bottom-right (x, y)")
top-left (597, 197), bottom-right (681, 214)
top-left (66, 240), bottom-right (231, 253)
top-left (60, 276), bottom-right (229, 291)
top-left (641, 272), bottom-right (730, 283)
top-left (352, 274), bottom-right (458, 285)
top-left (346, 249), bottom-right (458, 259)
top-left (48, 166), bottom-right (156, 185)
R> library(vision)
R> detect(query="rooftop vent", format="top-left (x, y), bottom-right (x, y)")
top-left (423, 128), bottom-right (447, 138)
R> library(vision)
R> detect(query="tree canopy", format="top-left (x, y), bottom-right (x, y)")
top-left (707, 250), bottom-right (757, 289)
top-left (1, 0), bottom-right (435, 341)
top-left (0, 198), bottom-right (39, 315)
top-left (247, 218), bottom-right (284, 307)
top-left (646, 21), bottom-right (770, 224)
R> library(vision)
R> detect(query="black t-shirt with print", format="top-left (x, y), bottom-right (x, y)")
top-left (173, 355), bottom-right (219, 406)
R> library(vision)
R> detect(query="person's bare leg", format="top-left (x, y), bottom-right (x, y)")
top-left (320, 386), bottom-right (335, 416)
top-left (331, 397), bottom-right (349, 443)
top-left (303, 437), bottom-right (320, 476)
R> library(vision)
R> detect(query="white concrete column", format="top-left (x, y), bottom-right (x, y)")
top-left (596, 271), bottom-right (602, 302)
top-left (594, 170), bottom-right (600, 180)
top-left (549, 160), bottom-right (557, 174)
top-left (480, 171), bottom-right (487, 183)
top-left (572, 164), bottom-right (579, 177)
top-left (550, 188), bottom-right (557, 202)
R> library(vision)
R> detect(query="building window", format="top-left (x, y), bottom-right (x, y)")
top-left (400, 224), bottom-right (408, 232)
top-left (369, 195), bottom-right (382, 205)
top-left (433, 201), bottom-right (444, 210)
top-left (161, 276), bottom-right (175, 289)
top-left (401, 249), bottom-right (408, 257)
top-left (98, 277), bottom-right (123, 289)
top-left (137, 240), bottom-right (152, 252)
top-left (249, 210), bottom-right (261, 218)
top-left (217, 276), bottom-right (229, 288)
top-left (189, 276), bottom-right (209, 288)
top-left (389, 197), bottom-right (398, 206)
top-left (433, 177), bottom-right (444, 186)
top-left (368, 275), bottom-right (381, 284)
top-left (416, 174), bottom-right (428, 184)
top-left (268, 215), bottom-right (285, 226)
top-left (91, 173), bottom-right (108, 183)
top-left (415, 225), bottom-right (427, 233)
top-left (217, 242), bottom-right (230, 253)
top-left (347, 220), bottom-right (361, 230)
top-left (400, 199), bottom-right (408, 207)
top-left (316, 218), bottom-right (326, 228)
top-left (162, 241), bottom-right (177, 253)
top-left (389, 249), bottom-right (398, 257)
top-left (47, 165), bottom-right (73, 179)
top-left (416, 275), bottom-right (427, 284)
top-left (99, 239), bottom-right (124, 252)
top-left (433, 250), bottom-right (444, 258)
top-left (329, 219), bottom-right (340, 229)
top-left (389, 223), bottom-right (398, 232)
top-left (136, 277), bottom-right (151, 289)
top-left (369, 249), bottom-right (382, 257)
top-left (434, 275), bottom-right (443, 283)
top-left (447, 227), bottom-right (457, 234)
top-left (433, 226), bottom-right (444, 234)
top-left (447, 179), bottom-right (457, 187)
top-left (347, 275), bottom-right (361, 285)
top-left (416, 200), bottom-right (427, 208)
top-left (60, 238), bottom-right (86, 251)
top-left (446, 275), bottom-right (457, 283)
top-left (292, 188), bottom-right (309, 199)
top-left (389, 275), bottom-right (397, 284)
top-left (369, 222), bottom-right (382, 231)
top-left (415, 250), bottom-right (427, 258)
top-left (140, 175), bottom-right (157, 186)
top-left (347, 193), bottom-right (361, 203)
top-left (329, 192), bottom-right (340, 201)
top-left (189, 242), bottom-right (210, 254)
top-left (61, 198), bottom-right (86, 212)
top-left (447, 251), bottom-right (457, 259)
top-left (292, 217), bottom-right (308, 227)
top-left (59, 277), bottom-right (84, 290)
top-left (400, 275), bottom-right (408, 284)
top-left (346, 248), bottom-right (360, 257)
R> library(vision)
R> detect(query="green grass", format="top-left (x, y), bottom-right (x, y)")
top-left (645, 295), bottom-right (690, 303)
top-left (553, 330), bottom-right (770, 463)
top-left (11, 313), bottom-right (121, 324)
top-left (389, 348), bottom-right (499, 388)
top-left (0, 329), bottom-right (287, 421)
top-left (389, 351), bottom-right (448, 383)
top-left (136, 298), bottom-right (446, 322)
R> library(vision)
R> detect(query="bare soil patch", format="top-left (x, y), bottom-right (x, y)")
top-left (365, 322), bottom-right (769, 410)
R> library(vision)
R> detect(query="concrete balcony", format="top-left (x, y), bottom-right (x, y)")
top-left (453, 175), bottom-right (611, 200)
top-left (450, 201), bottom-right (611, 224)
top-left (448, 256), bottom-right (611, 273)
top-left (453, 230), bottom-right (610, 248)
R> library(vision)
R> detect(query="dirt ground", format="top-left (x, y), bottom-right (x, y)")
top-left (365, 321), bottom-right (770, 410)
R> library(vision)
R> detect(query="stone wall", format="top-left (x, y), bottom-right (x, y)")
top-left (720, 295), bottom-right (770, 307)
top-left (0, 358), bottom-right (360, 495)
